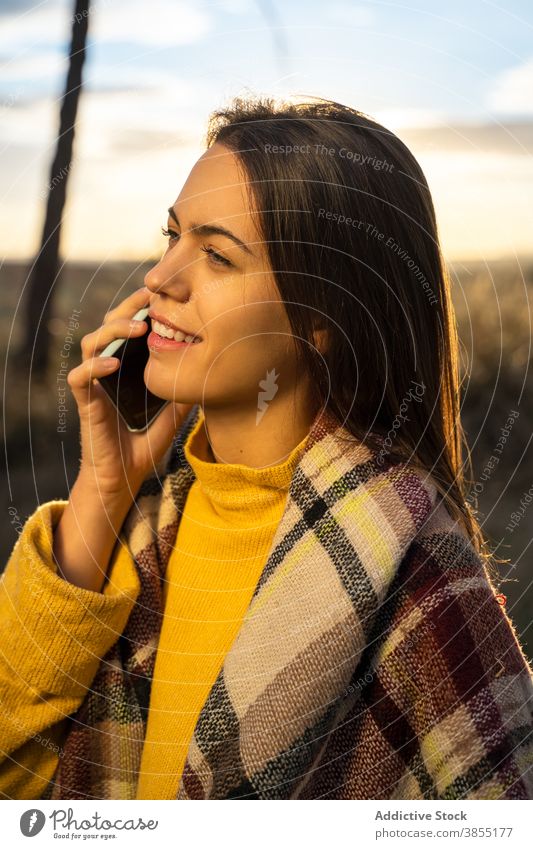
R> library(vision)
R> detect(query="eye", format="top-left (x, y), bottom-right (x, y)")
top-left (161, 225), bottom-right (179, 243)
top-left (200, 246), bottom-right (232, 268)
top-left (161, 226), bottom-right (232, 267)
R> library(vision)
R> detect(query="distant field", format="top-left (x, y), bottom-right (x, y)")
top-left (2, 256), bottom-right (533, 657)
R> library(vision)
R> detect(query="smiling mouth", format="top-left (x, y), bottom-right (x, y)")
top-left (150, 319), bottom-right (202, 344)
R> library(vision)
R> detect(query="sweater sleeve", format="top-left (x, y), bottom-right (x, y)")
top-left (0, 500), bottom-right (141, 799)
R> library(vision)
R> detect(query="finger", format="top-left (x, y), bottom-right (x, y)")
top-left (80, 316), bottom-right (148, 361)
top-left (102, 286), bottom-right (152, 325)
top-left (67, 355), bottom-right (120, 404)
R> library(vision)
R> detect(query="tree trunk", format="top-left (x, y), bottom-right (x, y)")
top-left (22, 0), bottom-right (90, 378)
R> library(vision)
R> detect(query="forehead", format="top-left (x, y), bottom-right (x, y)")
top-left (172, 143), bottom-right (258, 239)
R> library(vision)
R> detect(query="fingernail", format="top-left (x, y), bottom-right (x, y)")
top-left (102, 358), bottom-right (119, 367)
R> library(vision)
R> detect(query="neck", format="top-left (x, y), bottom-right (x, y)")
top-left (195, 388), bottom-right (320, 468)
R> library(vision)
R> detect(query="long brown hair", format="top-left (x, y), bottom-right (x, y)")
top-left (205, 95), bottom-right (491, 563)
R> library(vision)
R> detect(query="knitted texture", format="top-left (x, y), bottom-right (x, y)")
top-left (136, 408), bottom-right (309, 798)
top-left (43, 403), bottom-right (533, 800)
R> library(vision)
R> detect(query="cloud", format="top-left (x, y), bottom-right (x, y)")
top-left (324, 3), bottom-right (376, 27)
top-left (74, 85), bottom-right (209, 156)
top-left (374, 108), bottom-right (447, 130)
top-left (414, 148), bottom-right (533, 260)
top-left (90, 0), bottom-right (212, 47)
top-left (0, 96), bottom-right (57, 147)
top-left (216, 0), bottom-right (254, 13)
top-left (0, 0), bottom-right (212, 52)
top-left (487, 58), bottom-right (533, 115)
top-left (0, 49), bottom-right (66, 81)
top-left (0, 1), bottom-right (70, 49)
top-left (0, 77), bottom-right (213, 157)
top-left (399, 121), bottom-right (533, 156)
top-left (0, 0), bottom-right (50, 15)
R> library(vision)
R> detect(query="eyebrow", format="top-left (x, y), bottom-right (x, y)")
top-left (167, 206), bottom-right (255, 257)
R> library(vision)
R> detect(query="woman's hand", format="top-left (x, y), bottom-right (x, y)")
top-left (55, 286), bottom-right (194, 592)
top-left (67, 286), bottom-right (193, 498)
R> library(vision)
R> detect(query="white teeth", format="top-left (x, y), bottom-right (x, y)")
top-left (152, 319), bottom-right (200, 343)
top-left (152, 320), bottom-right (174, 338)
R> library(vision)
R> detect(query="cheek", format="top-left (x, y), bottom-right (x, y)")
top-left (206, 317), bottom-right (296, 384)
top-left (211, 292), bottom-right (288, 338)
top-left (198, 274), bottom-right (291, 362)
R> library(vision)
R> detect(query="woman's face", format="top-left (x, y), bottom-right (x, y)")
top-left (143, 142), bottom-right (299, 410)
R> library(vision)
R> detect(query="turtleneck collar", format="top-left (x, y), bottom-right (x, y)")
top-left (182, 407), bottom-right (310, 511)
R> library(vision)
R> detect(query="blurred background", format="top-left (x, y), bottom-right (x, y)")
top-left (1, 1), bottom-right (532, 655)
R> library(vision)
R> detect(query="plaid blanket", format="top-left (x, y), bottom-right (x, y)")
top-left (44, 404), bottom-right (533, 799)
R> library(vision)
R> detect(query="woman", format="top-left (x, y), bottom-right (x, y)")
top-left (1, 96), bottom-right (532, 800)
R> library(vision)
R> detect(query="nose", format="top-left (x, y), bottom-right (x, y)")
top-left (144, 251), bottom-right (193, 301)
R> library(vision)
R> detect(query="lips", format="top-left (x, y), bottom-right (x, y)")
top-left (147, 329), bottom-right (201, 351)
top-left (148, 310), bottom-right (202, 343)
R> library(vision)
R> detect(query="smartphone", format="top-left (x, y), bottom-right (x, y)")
top-left (97, 307), bottom-right (169, 432)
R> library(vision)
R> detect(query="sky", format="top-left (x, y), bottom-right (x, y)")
top-left (0, 0), bottom-right (532, 262)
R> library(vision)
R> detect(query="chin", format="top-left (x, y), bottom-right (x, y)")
top-left (149, 380), bottom-right (197, 406)
top-left (143, 372), bottom-right (174, 403)
top-left (145, 362), bottom-right (206, 405)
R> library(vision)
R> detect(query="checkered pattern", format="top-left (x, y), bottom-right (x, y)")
top-left (43, 404), bottom-right (533, 799)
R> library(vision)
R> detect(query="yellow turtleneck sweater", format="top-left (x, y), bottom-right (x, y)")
top-left (135, 411), bottom-right (309, 799)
